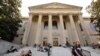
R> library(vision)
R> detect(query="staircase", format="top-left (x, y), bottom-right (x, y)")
top-left (0, 40), bottom-right (21, 56)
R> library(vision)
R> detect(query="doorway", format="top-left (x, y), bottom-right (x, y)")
top-left (43, 38), bottom-right (48, 46)
top-left (53, 38), bottom-right (58, 46)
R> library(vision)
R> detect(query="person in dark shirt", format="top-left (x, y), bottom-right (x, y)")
top-left (7, 46), bottom-right (17, 53)
top-left (75, 42), bottom-right (83, 56)
top-left (71, 42), bottom-right (77, 56)
top-left (71, 41), bottom-right (83, 56)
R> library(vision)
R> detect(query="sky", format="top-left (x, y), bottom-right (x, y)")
top-left (21, 0), bottom-right (92, 17)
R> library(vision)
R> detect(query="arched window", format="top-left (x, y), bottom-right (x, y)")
top-left (52, 21), bottom-right (58, 30)
top-left (44, 21), bottom-right (48, 30)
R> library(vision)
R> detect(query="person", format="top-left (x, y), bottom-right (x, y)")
top-left (20, 50), bottom-right (25, 56)
top-left (25, 50), bottom-right (32, 56)
top-left (75, 42), bottom-right (83, 56)
top-left (33, 44), bottom-right (36, 48)
top-left (37, 44), bottom-right (44, 52)
top-left (48, 43), bottom-right (52, 48)
top-left (71, 41), bottom-right (83, 56)
top-left (71, 42), bottom-right (77, 56)
top-left (91, 43), bottom-right (96, 49)
top-left (47, 43), bottom-right (52, 56)
top-left (7, 46), bottom-right (17, 53)
top-left (66, 41), bottom-right (70, 47)
top-left (44, 46), bottom-right (49, 52)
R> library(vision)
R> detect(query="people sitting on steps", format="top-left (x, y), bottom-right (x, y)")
top-left (6, 46), bottom-right (17, 53)
top-left (20, 50), bottom-right (32, 56)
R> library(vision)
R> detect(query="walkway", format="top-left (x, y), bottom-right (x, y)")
top-left (52, 47), bottom-right (71, 56)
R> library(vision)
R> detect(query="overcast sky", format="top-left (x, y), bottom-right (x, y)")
top-left (21, 0), bottom-right (92, 17)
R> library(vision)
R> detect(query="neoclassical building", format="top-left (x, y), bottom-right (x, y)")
top-left (22, 2), bottom-right (100, 46)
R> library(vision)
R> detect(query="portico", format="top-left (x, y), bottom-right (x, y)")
top-left (22, 2), bottom-right (91, 46)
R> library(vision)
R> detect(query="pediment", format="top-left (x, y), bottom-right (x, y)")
top-left (29, 2), bottom-right (82, 9)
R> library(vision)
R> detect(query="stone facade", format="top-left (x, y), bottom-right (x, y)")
top-left (22, 2), bottom-right (100, 46)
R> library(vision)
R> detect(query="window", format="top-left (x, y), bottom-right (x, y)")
top-left (79, 23), bottom-right (83, 31)
top-left (52, 21), bottom-right (58, 30)
top-left (44, 21), bottom-right (48, 30)
top-left (63, 21), bottom-right (66, 29)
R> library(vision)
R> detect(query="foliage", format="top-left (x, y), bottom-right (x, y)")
top-left (0, 0), bottom-right (22, 42)
top-left (87, 0), bottom-right (100, 33)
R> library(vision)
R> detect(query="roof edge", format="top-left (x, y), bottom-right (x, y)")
top-left (28, 2), bottom-right (83, 10)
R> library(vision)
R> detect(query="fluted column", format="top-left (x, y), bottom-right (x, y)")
top-left (78, 14), bottom-right (91, 44)
top-left (48, 14), bottom-right (53, 45)
top-left (22, 14), bottom-right (33, 45)
top-left (35, 14), bottom-right (42, 44)
top-left (59, 14), bottom-right (66, 44)
top-left (69, 14), bottom-right (79, 42)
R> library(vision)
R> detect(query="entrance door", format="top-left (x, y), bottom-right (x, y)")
top-left (43, 41), bottom-right (47, 46)
top-left (53, 38), bottom-right (58, 46)
top-left (43, 38), bottom-right (48, 46)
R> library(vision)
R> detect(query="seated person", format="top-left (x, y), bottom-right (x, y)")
top-left (7, 46), bottom-right (17, 53)
top-left (25, 50), bottom-right (32, 56)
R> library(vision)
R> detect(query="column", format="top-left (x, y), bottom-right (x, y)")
top-left (22, 14), bottom-right (33, 45)
top-left (35, 14), bottom-right (42, 44)
top-left (59, 14), bottom-right (66, 44)
top-left (78, 14), bottom-right (91, 44)
top-left (48, 14), bottom-right (53, 45)
top-left (69, 14), bottom-right (79, 42)
top-left (67, 22), bottom-right (73, 45)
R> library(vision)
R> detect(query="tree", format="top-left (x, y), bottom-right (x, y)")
top-left (87, 0), bottom-right (100, 33)
top-left (0, 0), bottom-right (22, 42)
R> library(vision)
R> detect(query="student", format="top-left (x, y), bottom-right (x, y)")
top-left (75, 42), bottom-right (83, 56)
top-left (71, 42), bottom-right (77, 56)
top-left (7, 46), bottom-right (17, 53)
top-left (71, 41), bottom-right (83, 56)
